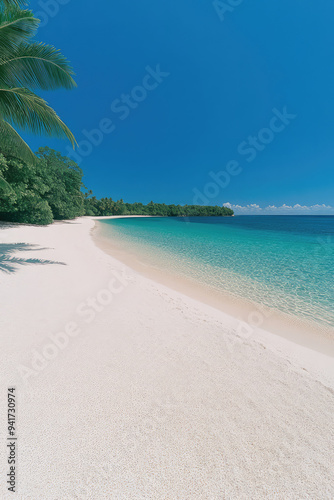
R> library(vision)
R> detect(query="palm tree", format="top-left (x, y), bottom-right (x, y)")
top-left (0, 1), bottom-right (76, 167)
top-left (1, 0), bottom-right (27, 8)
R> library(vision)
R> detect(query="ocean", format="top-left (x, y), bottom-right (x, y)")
top-left (98, 216), bottom-right (334, 329)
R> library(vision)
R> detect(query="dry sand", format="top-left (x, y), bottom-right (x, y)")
top-left (0, 217), bottom-right (333, 499)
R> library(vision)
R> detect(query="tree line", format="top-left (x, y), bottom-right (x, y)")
top-left (0, 147), bottom-right (233, 224)
top-left (85, 197), bottom-right (233, 217)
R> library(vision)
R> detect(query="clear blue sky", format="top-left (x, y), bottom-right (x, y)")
top-left (24, 0), bottom-right (334, 213)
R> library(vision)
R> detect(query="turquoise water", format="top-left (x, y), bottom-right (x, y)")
top-left (99, 216), bottom-right (334, 328)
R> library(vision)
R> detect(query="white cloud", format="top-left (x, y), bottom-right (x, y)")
top-left (223, 202), bottom-right (334, 215)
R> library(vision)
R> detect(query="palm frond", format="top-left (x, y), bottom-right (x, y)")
top-left (0, 87), bottom-right (76, 146)
top-left (0, 119), bottom-right (37, 164)
top-left (0, 2), bottom-right (77, 153)
top-left (0, 8), bottom-right (38, 55)
top-left (0, 0), bottom-right (28, 9)
top-left (0, 42), bottom-right (77, 90)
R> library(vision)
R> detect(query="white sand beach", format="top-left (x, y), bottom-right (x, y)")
top-left (0, 217), bottom-right (334, 499)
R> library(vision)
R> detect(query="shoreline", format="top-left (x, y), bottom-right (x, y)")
top-left (93, 216), bottom-right (334, 359)
top-left (1, 216), bottom-right (334, 498)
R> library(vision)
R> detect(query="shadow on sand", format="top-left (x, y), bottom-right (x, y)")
top-left (0, 243), bottom-right (66, 274)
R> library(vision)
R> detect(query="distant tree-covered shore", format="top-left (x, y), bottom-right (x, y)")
top-left (0, 147), bottom-right (233, 225)
top-left (84, 197), bottom-right (233, 217)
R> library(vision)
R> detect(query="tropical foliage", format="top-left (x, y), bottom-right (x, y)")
top-left (84, 197), bottom-right (234, 217)
top-left (0, 0), bottom-right (76, 175)
top-left (0, 145), bottom-right (233, 224)
top-left (36, 147), bottom-right (85, 220)
top-left (0, 147), bottom-right (85, 224)
top-left (1, 1), bottom-right (28, 8)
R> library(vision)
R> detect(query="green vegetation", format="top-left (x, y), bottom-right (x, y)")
top-left (85, 197), bottom-right (234, 217)
top-left (0, 0), bottom-right (76, 172)
top-left (0, 148), bottom-right (233, 224)
top-left (0, 148), bottom-right (85, 224)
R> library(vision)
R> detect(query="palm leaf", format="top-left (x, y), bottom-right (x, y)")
top-left (0, 8), bottom-right (38, 56)
top-left (0, 2), bottom-right (77, 155)
top-left (0, 86), bottom-right (76, 146)
top-left (0, 0), bottom-right (28, 9)
top-left (0, 119), bottom-right (37, 164)
top-left (0, 42), bottom-right (77, 90)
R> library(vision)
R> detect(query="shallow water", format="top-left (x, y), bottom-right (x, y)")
top-left (99, 216), bottom-right (334, 329)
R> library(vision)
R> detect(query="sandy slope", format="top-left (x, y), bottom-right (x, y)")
top-left (0, 217), bottom-right (333, 499)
